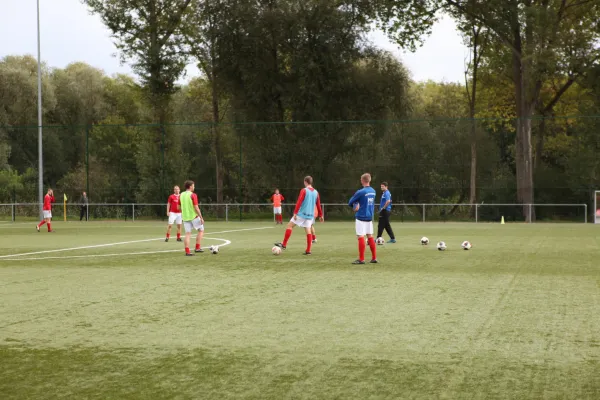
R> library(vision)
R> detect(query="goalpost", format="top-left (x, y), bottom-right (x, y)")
top-left (594, 190), bottom-right (600, 224)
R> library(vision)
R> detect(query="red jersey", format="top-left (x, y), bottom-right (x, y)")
top-left (43, 194), bottom-right (55, 211)
top-left (271, 193), bottom-right (284, 207)
top-left (167, 194), bottom-right (181, 213)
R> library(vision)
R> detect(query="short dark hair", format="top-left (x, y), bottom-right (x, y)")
top-left (381, 182), bottom-right (388, 187)
top-left (184, 180), bottom-right (194, 190)
top-left (304, 176), bottom-right (313, 185)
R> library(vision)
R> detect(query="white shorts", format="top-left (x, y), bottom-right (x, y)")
top-left (43, 210), bottom-right (52, 219)
top-left (168, 212), bottom-right (182, 225)
top-left (273, 207), bottom-right (282, 214)
top-left (183, 217), bottom-right (204, 233)
top-left (291, 216), bottom-right (314, 228)
top-left (355, 220), bottom-right (373, 236)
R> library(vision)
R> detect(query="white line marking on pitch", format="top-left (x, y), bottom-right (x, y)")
top-left (1, 238), bottom-right (231, 261)
top-left (0, 226), bottom-right (272, 260)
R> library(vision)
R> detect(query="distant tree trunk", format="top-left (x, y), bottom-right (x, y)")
top-left (464, 25), bottom-right (484, 213)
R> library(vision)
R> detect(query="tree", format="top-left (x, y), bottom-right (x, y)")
top-left (182, 0), bottom-right (231, 205)
top-left (82, 0), bottom-right (192, 123)
top-left (458, 14), bottom-right (489, 206)
top-left (379, 0), bottom-right (600, 221)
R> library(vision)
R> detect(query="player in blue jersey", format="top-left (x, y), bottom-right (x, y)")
top-left (377, 182), bottom-right (396, 243)
top-left (275, 176), bottom-right (323, 254)
top-left (347, 173), bottom-right (378, 264)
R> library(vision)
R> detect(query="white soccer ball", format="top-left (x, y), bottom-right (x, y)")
top-left (211, 245), bottom-right (219, 254)
top-left (461, 241), bottom-right (472, 250)
top-left (376, 237), bottom-right (385, 245)
top-left (272, 246), bottom-right (282, 255)
top-left (421, 237), bottom-right (429, 245)
top-left (436, 241), bottom-right (447, 251)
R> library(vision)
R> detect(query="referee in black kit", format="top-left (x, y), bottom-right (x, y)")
top-left (377, 182), bottom-right (396, 243)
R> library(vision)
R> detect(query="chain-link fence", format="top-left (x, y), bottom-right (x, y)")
top-left (2, 117), bottom-right (599, 221)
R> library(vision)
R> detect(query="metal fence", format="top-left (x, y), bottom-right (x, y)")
top-left (0, 203), bottom-right (589, 223)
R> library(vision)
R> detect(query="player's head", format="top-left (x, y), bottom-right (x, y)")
top-left (361, 173), bottom-right (371, 186)
top-left (275, 188), bottom-right (279, 194)
top-left (184, 180), bottom-right (194, 191)
top-left (47, 188), bottom-right (53, 195)
top-left (174, 185), bottom-right (180, 195)
top-left (380, 182), bottom-right (388, 191)
top-left (304, 176), bottom-right (313, 187)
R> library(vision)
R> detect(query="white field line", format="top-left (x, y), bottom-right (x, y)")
top-left (1, 238), bottom-right (231, 261)
top-left (0, 226), bottom-right (272, 260)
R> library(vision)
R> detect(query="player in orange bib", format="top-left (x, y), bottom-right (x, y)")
top-left (271, 188), bottom-right (285, 224)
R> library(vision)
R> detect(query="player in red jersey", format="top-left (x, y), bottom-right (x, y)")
top-left (165, 185), bottom-right (182, 242)
top-left (36, 188), bottom-right (55, 232)
top-left (271, 189), bottom-right (285, 224)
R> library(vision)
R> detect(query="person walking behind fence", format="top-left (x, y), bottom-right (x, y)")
top-left (79, 192), bottom-right (89, 221)
top-left (377, 182), bottom-right (396, 243)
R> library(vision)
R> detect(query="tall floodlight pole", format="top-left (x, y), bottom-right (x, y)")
top-left (36, 0), bottom-right (44, 219)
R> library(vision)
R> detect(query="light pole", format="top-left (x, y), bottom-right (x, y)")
top-left (36, 0), bottom-right (44, 219)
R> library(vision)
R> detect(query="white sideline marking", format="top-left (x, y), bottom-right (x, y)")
top-left (1, 238), bottom-right (231, 261)
top-left (0, 226), bottom-right (272, 260)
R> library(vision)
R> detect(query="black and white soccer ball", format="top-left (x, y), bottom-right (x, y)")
top-left (209, 245), bottom-right (219, 254)
top-left (421, 237), bottom-right (429, 245)
top-left (461, 241), bottom-right (472, 250)
top-left (436, 241), bottom-right (447, 251)
top-left (375, 237), bottom-right (385, 245)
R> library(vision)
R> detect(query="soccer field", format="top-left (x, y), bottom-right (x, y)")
top-left (0, 221), bottom-right (599, 399)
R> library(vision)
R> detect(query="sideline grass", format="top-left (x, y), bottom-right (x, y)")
top-left (1, 221), bottom-right (599, 399)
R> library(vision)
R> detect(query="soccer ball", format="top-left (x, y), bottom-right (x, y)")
top-left (421, 237), bottom-right (429, 245)
top-left (376, 237), bottom-right (385, 245)
top-left (210, 245), bottom-right (219, 254)
top-left (272, 246), bottom-right (282, 255)
top-left (461, 241), bottom-right (472, 250)
top-left (436, 241), bottom-right (447, 251)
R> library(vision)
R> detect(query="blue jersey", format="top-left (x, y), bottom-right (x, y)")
top-left (348, 186), bottom-right (376, 221)
top-left (380, 190), bottom-right (392, 212)
top-left (296, 187), bottom-right (319, 220)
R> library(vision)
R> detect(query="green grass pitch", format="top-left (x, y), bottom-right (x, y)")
top-left (0, 220), bottom-right (599, 399)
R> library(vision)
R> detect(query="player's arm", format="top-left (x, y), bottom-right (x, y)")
top-left (281, 195), bottom-right (284, 202)
top-left (293, 190), bottom-right (306, 219)
top-left (316, 194), bottom-right (324, 222)
top-left (166, 198), bottom-right (171, 216)
top-left (348, 189), bottom-right (361, 210)
top-left (270, 194), bottom-right (274, 204)
top-left (192, 194), bottom-right (204, 223)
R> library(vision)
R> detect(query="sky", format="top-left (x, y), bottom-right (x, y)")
top-left (1, 0), bottom-right (468, 84)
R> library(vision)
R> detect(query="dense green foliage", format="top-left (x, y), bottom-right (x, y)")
top-left (1, 0), bottom-right (599, 217)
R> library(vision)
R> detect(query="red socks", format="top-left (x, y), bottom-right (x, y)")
top-left (37, 221), bottom-right (46, 228)
top-left (306, 234), bottom-right (312, 253)
top-left (312, 234), bottom-right (316, 240)
top-left (276, 215), bottom-right (283, 224)
top-left (47, 222), bottom-right (52, 232)
top-left (283, 228), bottom-right (292, 246)
top-left (368, 237), bottom-right (377, 260)
top-left (358, 237), bottom-right (366, 261)
top-left (185, 247), bottom-right (190, 254)
top-left (195, 243), bottom-right (200, 251)
top-left (166, 233), bottom-right (170, 239)
top-left (177, 233), bottom-right (181, 239)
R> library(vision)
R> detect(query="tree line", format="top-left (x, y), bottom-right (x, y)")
top-left (1, 0), bottom-right (599, 220)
